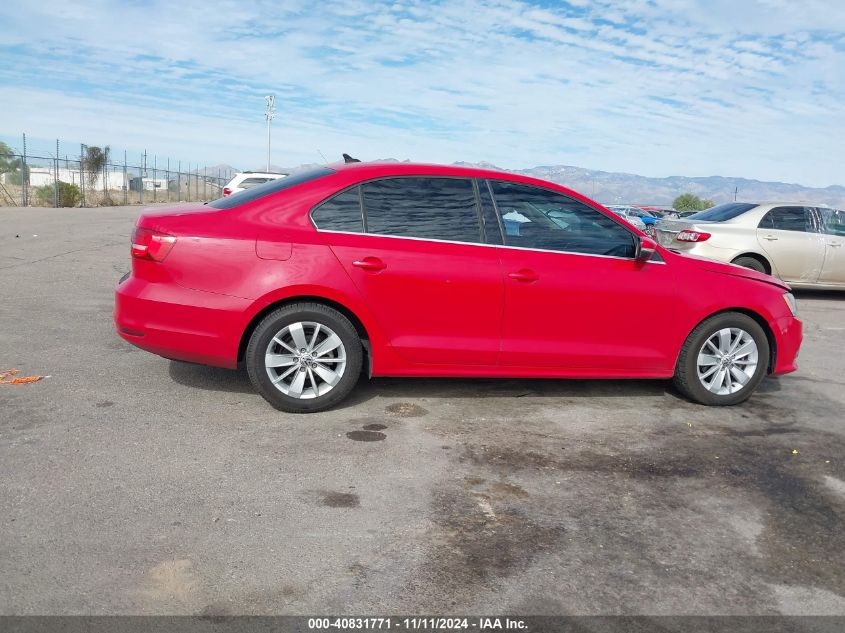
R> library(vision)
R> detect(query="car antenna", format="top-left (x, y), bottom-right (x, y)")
top-left (342, 153), bottom-right (361, 163)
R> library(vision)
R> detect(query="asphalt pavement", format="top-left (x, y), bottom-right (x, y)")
top-left (1, 205), bottom-right (844, 615)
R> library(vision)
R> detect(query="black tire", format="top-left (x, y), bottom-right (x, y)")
top-left (673, 312), bottom-right (770, 406)
top-left (246, 303), bottom-right (363, 413)
top-left (731, 256), bottom-right (767, 274)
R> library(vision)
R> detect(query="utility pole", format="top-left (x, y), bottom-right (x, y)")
top-left (265, 95), bottom-right (276, 172)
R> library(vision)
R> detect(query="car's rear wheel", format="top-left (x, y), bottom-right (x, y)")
top-left (673, 312), bottom-right (769, 406)
top-left (731, 255), bottom-right (767, 274)
top-left (246, 303), bottom-right (363, 413)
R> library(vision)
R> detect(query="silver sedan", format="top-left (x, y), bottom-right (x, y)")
top-left (655, 202), bottom-right (845, 289)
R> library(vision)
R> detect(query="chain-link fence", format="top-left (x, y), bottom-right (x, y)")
top-left (0, 146), bottom-right (235, 207)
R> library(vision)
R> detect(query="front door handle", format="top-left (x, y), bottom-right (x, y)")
top-left (762, 235), bottom-right (778, 241)
top-left (352, 257), bottom-right (386, 272)
top-left (829, 242), bottom-right (842, 248)
top-left (508, 269), bottom-right (540, 282)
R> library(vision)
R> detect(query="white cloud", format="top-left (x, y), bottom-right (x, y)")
top-left (0, 0), bottom-right (843, 185)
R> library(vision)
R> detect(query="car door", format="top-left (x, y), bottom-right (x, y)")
top-left (756, 206), bottom-right (825, 283)
top-left (817, 207), bottom-right (845, 285)
top-left (312, 177), bottom-right (503, 365)
top-left (484, 179), bottom-right (677, 371)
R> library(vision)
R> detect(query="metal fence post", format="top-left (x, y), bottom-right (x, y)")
top-left (123, 151), bottom-right (128, 205)
top-left (177, 161), bottom-right (181, 202)
top-left (79, 144), bottom-right (85, 206)
top-left (166, 158), bottom-right (170, 203)
top-left (21, 133), bottom-right (28, 206)
top-left (54, 139), bottom-right (59, 208)
top-left (141, 150), bottom-right (146, 206)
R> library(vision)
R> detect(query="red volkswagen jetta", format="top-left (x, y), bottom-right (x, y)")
top-left (115, 162), bottom-right (802, 412)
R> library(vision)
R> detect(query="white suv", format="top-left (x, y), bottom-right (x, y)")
top-left (222, 171), bottom-right (288, 196)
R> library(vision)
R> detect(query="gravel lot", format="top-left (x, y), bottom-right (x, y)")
top-left (1, 205), bottom-right (844, 616)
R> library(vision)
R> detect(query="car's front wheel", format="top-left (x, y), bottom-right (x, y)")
top-left (673, 312), bottom-right (770, 406)
top-left (246, 303), bottom-right (363, 413)
top-left (731, 255), bottom-right (767, 274)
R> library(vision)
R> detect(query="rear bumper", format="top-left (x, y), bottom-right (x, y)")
top-left (114, 275), bottom-right (249, 368)
top-left (771, 315), bottom-right (802, 375)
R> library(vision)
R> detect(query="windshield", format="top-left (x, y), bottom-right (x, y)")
top-left (209, 167), bottom-right (336, 209)
top-left (687, 202), bottom-right (756, 222)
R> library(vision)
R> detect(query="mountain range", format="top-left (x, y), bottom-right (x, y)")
top-left (203, 160), bottom-right (844, 208)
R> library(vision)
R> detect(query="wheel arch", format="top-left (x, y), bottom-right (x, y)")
top-left (731, 252), bottom-right (773, 275)
top-left (683, 307), bottom-right (778, 374)
top-left (237, 295), bottom-right (373, 374)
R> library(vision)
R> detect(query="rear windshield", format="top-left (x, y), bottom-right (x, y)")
top-left (209, 167), bottom-right (335, 209)
top-left (687, 202), bottom-right (756, 222)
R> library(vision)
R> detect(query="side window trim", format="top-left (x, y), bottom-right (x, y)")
top-left (358, 185), bottom-right (367, 233)
top-left (471, 180), bottom-right (486, 243)
top-left (474, 178), bottom-right (505, 245)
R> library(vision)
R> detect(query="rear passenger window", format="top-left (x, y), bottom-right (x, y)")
top-left (362, 177), bottom-right (481, 243)
top-left (759, 207), bottom-right (810, 232)
top-left (312, 187), bottom-right (363, 233)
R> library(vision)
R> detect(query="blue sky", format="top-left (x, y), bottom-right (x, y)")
top-left (1, 0), bottom-right (844, 186)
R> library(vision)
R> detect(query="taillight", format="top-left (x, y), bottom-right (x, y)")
top-left (223, 187), bottom-right (232, 196)
top-left (676, 230), bottom-right (711, 242)
top-left (131, 227), bottom-right (177, 261)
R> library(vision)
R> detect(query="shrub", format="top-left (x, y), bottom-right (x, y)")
top-left (35, 182), bottom-right (82, 207)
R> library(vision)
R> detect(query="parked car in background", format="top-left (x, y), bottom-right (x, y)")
top-left (655, 202), bottom-right (845, 289)
top-left (222, 171), bottom-right (288, 196)
top-left (607, 205), bottom-right (656, 235)
top-left (638, 206), bottom-right (672, 218)
top-left (665, 209), bottom-right (701, 219)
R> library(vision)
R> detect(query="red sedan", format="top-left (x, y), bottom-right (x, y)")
top-left (115, 161), bottom-right (802, 412)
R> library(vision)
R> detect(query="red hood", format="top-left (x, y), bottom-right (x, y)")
top-left (671, 251), bottom-right (791, 291)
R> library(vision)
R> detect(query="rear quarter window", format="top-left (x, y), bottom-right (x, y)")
top-left (311, 187), bottom-right (363, 233)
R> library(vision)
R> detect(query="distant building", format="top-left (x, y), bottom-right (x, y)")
top-left (0, 167), bottom-right (129, 190)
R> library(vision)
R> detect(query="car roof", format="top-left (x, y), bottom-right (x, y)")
top-left (325, 161), bottom-right (601, 201)
top-left (328, 161), bottom-right (513, 179)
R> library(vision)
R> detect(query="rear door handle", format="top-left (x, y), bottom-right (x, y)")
top-left (829, 242), bottom-right (842, 248)
top-left (762, 235), bottom-right (778, 241)
top-left (352, 257), bottom-right (386, 272)
top-left (508, 269), bottom-right (539, 282)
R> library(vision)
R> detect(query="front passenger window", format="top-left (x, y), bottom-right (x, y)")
top-left (820, 208), bottom-right (845, 237)
top-left (488, 181), bottom-right (636, 258)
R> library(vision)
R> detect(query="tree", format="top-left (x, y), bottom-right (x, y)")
top-left (672, 193), bottom-right (714, 212)
top-left (0, 141), bottom-right (28, 185)
top-left (82, 145), bottom-right (110, 191)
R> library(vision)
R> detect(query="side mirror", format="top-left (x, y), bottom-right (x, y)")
top-left (635, 236), bottom-right (657, 262)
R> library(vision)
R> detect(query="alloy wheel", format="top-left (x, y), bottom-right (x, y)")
top-left (696, 327), bottom-right (759, 395)
top-left (264, 321), bottom-right (347, 399)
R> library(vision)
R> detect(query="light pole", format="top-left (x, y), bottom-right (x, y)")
top-left (265, 95), bottom-right (276, 172)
